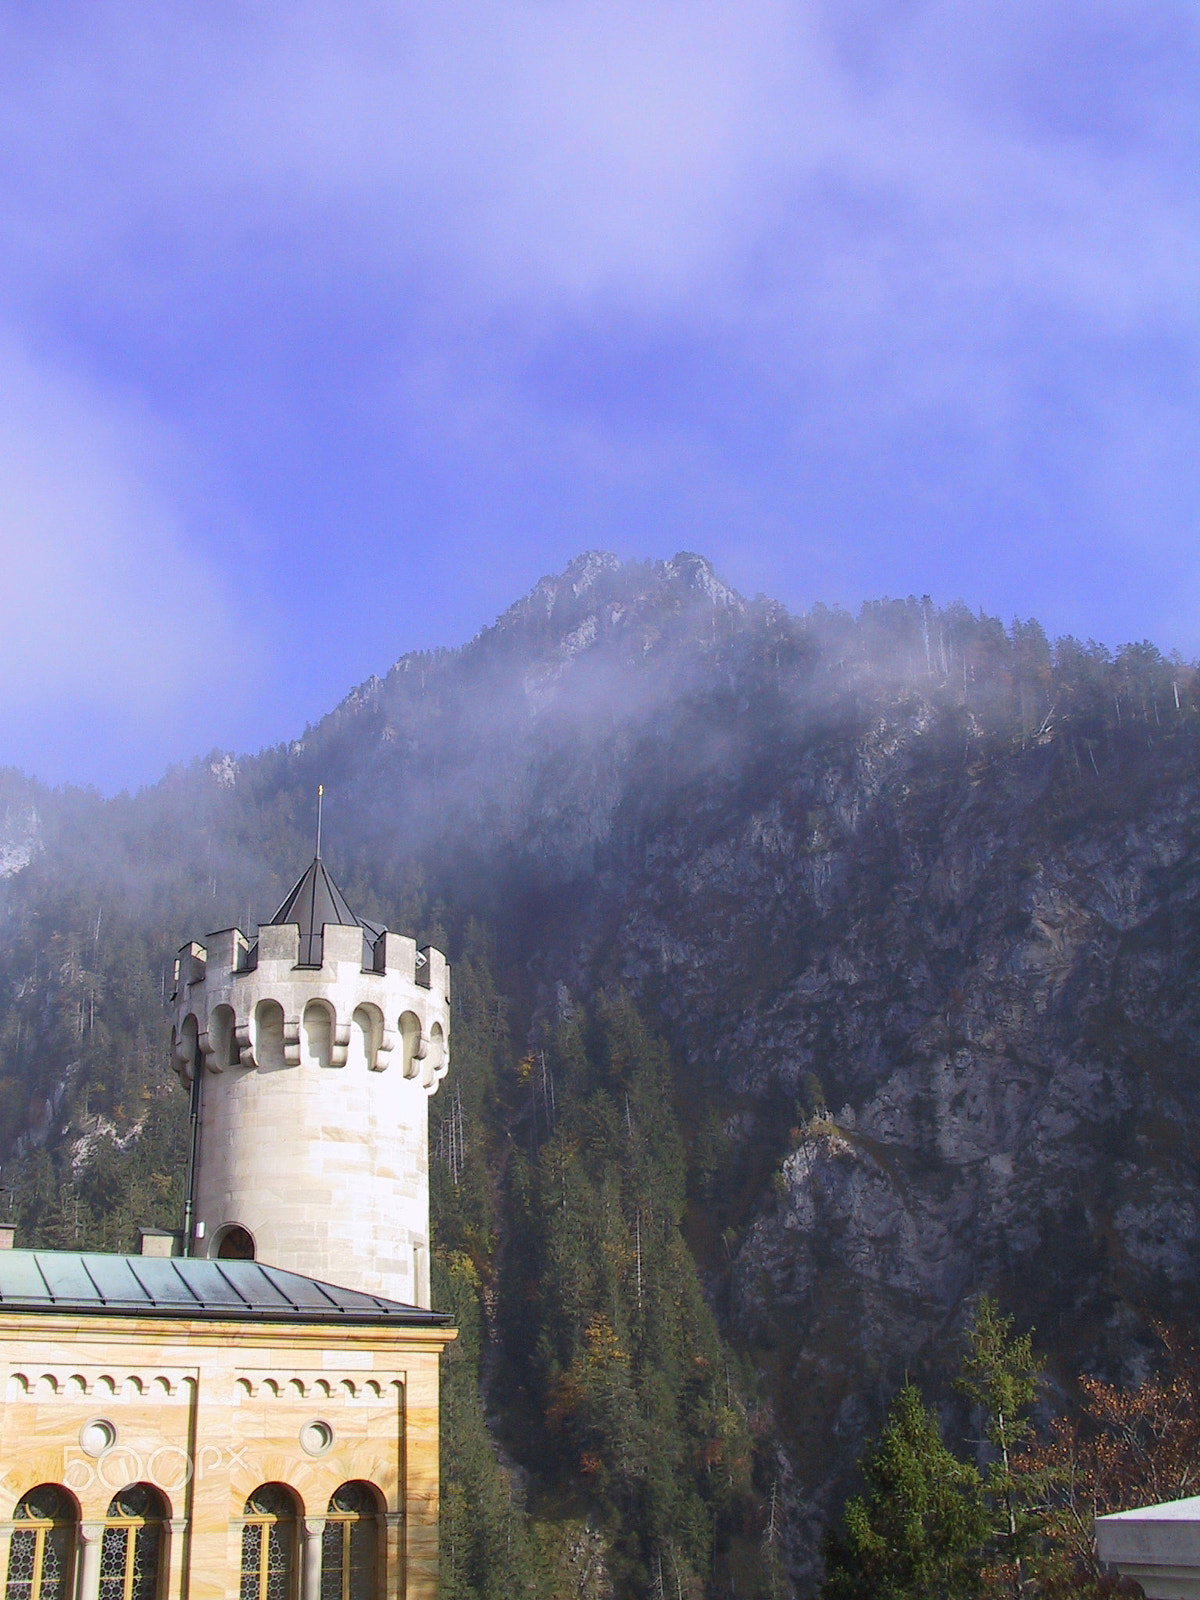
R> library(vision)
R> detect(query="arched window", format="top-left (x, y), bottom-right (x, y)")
top-left (241, 1486), bottom-right (298, 1600)
top-left (5, 1487), bottom-right (76, 1600)
top-left (348, 1006), bottom-right (382, 1073)
top-left (210, 1004), bottom-right (240, 1069)
top-left (254, 1001), bottom-right (286, 1073)
top-left (424, 1023), bottom-right (445, 1087)
top-left (98, 1486), bottom-right (165, 1600)
top-left (302, 1002), bottom-right (334, 1070)
top-left (173, 1014), bottom-right (199, 1080)
top-left (320, 1484), bottom-right (380, 1600)
top-left (397, 1013), bottom-right (423, 1079)
top-left (216, 1225), bottom-right (256, 1261)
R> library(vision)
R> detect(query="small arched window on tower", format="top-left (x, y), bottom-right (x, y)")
top-left (216, 1226), bottom-right (256, 1261)
top-left (241, 1486), bottom-right (298, 1600)
top-left (420, 1023), bottom-right (445, 1090)
top-left (210, 1004), bottom-right (240, 1069)
top-left (397, 1013), bottom-right (423, 1079)
top-left (302, 1001), bottom-right (334, 1070)
top-left (98, 1485), bottom-right (166, 1600)
top-left (320, 1484), bottom-right (381, 1600)
top-left (254, 1001), bottom-right (286, 1073)
top-left (5, 1486), bottom-right (76, 1600)
top-left (174, 1014), bottom-right (200, 1080)
top-left (348, 1006), bottom-right (382, 1073)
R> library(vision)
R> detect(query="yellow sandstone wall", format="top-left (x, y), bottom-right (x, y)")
top-left (0, 1312), bottom-right (454, 1600)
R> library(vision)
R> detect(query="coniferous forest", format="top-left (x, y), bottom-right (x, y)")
top-left (3, 552), bottom-right (1200, 1595)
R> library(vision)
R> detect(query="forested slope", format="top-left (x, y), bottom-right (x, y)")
top-left (2, 551), bottom-right (1199, 1593)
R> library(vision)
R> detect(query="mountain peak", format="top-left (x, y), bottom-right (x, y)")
top-left (560, 550), bottom-right (623, 596)
top-left (498, 550), bottom-right (744, 639)
top-left (660, 551), bottom-right (744, 610)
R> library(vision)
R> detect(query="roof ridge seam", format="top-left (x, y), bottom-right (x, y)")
top-left (164, 1257), bottom-right (204, 1306)
top-left (214, 1259), bottom-right (255, 1308)
top-left (258, 1262), bottom-right (303, 1313)
top-left (80, 1256), bottom-right (109, 1306)
top-left (33, 1252), bottom-right (56, 1304)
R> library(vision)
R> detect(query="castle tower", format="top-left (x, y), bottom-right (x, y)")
top-left (169, 854), bottom-right (450, 1307)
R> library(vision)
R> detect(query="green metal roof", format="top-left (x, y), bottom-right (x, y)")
top-left (0, 1251), bottom-right (450, 1326)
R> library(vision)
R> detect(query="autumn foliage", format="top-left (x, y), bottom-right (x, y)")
top-left (822, 1304), bottom-right (1200, 1599)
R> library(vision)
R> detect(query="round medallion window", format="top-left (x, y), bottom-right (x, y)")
top-left (80, 1418), bottom-right (117, 1457)
top-left (299, 1420), bottom-right (334, 1456)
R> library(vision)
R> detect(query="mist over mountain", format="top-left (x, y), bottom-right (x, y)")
top-left (2, 550), bottom-right (1199, 1592)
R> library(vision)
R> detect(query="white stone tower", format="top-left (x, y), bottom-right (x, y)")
top-left (169, 853), bottom-right (449, 1307)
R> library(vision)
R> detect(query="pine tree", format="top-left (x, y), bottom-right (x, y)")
top-left (956, 1296), bottom-right (1041, 1593)
top-left (820, 1384), bottom-right (988, 1600)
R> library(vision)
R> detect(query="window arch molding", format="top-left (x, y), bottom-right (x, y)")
top-left (172, 1014), bottom-right (200, 1081)
top-left (214, 1224), bottom-right (256, 1262)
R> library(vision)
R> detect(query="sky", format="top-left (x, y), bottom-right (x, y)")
top-left (0, 1), bottom-right (1196, 792)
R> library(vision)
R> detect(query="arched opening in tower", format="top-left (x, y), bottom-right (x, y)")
top-left (215, 1226), bottom-right (256, 1261)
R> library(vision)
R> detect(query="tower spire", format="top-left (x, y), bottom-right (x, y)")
top-left (316, 784), bottom-right (324, 859)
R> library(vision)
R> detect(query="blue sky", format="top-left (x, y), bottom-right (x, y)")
top-left (0, 1), bottom-right (1196, 792)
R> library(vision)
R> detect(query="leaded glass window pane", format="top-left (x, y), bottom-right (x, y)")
top-left (328, 1486), bottom-right (374, 1517)
top-left (319, 1523), bottom-right (342, 1600)
top-left (346, 1519), bottom-right (375, 1600)
top-left (37, 1530), bottom-right (70, 1600)
top-left (321, 1484), bottom-right (378, 1600)
top-left (240, 1525), bottom-right (263, 1600)
top-left (263, 1528), bottom-right (291, 1600)
top-left (108, 1489), bottom-right (157, 1522)
top-left (99, 1484), bottom-right (164, 1600)
top-left (14, 1492), bottom-right (71, 1525)
top-left (241, 1485), bottom-right (296, 1600)
top-left (5, 1529), bottom-right (36, 1600)
top-left (97, 1527), bottom-right (127, 1600)
top-left (6, 1489), bottom-right (76, 1600)
top-left (128, 1523), bottom-right (160, 1600)
top-left (245, 1487), bottom-right (295, 1519)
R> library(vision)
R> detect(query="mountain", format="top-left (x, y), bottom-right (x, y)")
top-left (2, 551), bottom-right (1199, 1592)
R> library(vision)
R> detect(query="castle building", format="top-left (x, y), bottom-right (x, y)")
top-left (0, 855), bottom-right (454, 1600)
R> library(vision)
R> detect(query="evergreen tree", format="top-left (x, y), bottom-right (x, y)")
top-left (497, 992), bottom-right (762, 1599)
top-left (820, 1384), bottom-right (988, 1600)
top-left (429, 929), bottom-right (533, 1600)
top-left (956, 1296), bottom-right (1041, 1592)
top-left (435, 1251), bottom-right (532, 1600)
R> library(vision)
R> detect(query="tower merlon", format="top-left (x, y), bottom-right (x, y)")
top-left (174, 940), bottom-right (208, 994)
top-left (380, 932), bottom-right (418, 981)
top-left (417, 946), bottom-right (449, 1001)
top-left (322, 922), bottom-right (365, 968)
top-left (258, 922), bottom-right (301, 964)
top-left (203, 926), bottom-right (250, 973)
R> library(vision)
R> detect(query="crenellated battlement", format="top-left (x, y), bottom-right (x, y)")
top-left (171, 922), bottom-right (449, 1090)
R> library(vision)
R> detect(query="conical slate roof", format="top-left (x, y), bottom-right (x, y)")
top-left (267, 856), bottom-right (361, 967)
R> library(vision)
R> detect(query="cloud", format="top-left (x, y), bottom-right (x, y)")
top-left (2, 0), bottom-right (1194, 315)
top-left (0, 0), bottom-right (1193, 793)
top-left (0, 331), bottom-right (247, 718)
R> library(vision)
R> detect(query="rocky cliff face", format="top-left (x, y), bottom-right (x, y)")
top-left (2, 552), bottom-right (1198, 1590)
top-left (313, 555), bottom-right (1200, 1586)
